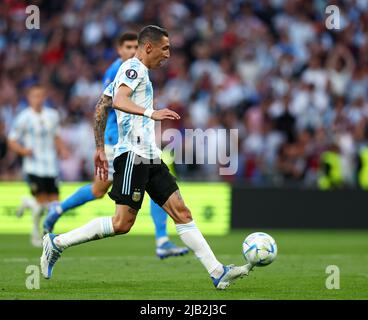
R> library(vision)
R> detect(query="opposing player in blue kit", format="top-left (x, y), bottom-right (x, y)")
top-left (43, 32), bottom-right (188, 259)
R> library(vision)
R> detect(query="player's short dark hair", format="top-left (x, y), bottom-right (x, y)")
top-left (27, 84), bottom-right (44, 92)
top-left (117, 32), bottom-right (138, 46)
top-left (138, 25), bottom-right (168, 46)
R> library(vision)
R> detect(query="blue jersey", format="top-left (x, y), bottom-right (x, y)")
top-left (103, 58), bottom-right (122, 146)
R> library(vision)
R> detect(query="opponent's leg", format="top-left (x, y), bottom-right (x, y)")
top-left (150, 199), bottom-right (189, 259)
top-left (150, 199), bottom-right (168, 243)
top-left (31, 193), bottom-right (50, 247)
top-left (43, 178), bottom-right (112, 233)
top-left (15, 196), bottom-right (38, 218)
top-left (40, 204), bottom-right (137, 279)
top-left (162, 190), bottom-right (252, 289)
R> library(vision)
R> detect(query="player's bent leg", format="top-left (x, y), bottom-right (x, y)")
top-left (162, 190), bottom-right (192, 224)
top-left (150, 199), bottom-right (168, 242)
top-left (92, 178), bottom-right (112, 199)
top-left (43, 184), bottom-right (96, 234)
top-left (150, 199), bottom-right (189, 259)
top-left (43, 179), bottom-right (112, 234)
top-left (111, 204), bottom-right (138, 234)
top-left (162, 190), bottom-right (252, 289)
top-left (40, 204), bottom-right (137, 279)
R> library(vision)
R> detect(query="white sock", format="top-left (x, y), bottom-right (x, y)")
top-left (176, 221), bottom-right (223, 277)
top-left (53, 217), bottom-right (114, 250)
top-left (47, 201), bottom-right (63, 216)
top-left (156, 236), bottom-right (169, 247)
top-left (23, 196), bottom-right (38, 211)
top-left (55, 204), bottom-right (63, 215)
top-left (31, 201), bottom-right (43, 240)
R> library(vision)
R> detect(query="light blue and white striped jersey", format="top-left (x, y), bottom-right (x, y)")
top-left (104, 57), bottom-right (160, 160)
top-left (102, 58), bottom-right (122, 146)
top-left (8, 107), bottom-right (60, 177)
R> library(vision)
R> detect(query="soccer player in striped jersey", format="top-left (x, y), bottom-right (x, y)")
top-left (43, 32), bottom-right (188, 259)
top-left (41, 26), bottom-right (252, 289)
top-left (8, 85), bottom-right (67, 247)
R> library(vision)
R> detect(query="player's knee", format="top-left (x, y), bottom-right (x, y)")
top-left (92, 187), bottom-right (107, 199)
top-left (113, 220), bottom-right (133, 234)
top-left (112, 215), bottom-right (135, 234)
top-left (115, 225), bottom-right (132, 234)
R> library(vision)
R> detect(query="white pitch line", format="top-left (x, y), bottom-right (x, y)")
top-left (0, 254), bottom-right (237, 263)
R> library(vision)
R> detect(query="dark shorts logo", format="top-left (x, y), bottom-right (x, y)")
top-left (126, 69), bottom-right (138, 79)
top-left (132, 191), bottom-right (141, 202)
top-left (30, 183), bottom-right (38, 194)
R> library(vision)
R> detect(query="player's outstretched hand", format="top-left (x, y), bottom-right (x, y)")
top-left (151, 108), bottom-right (180, 121)
top-left (94, 149), bottom-right (109, 181)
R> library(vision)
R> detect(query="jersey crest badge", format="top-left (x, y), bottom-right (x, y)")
top-left (126, 69), bottom-right (138, 79)
top-left (132, 191), bottom-right (141, 202)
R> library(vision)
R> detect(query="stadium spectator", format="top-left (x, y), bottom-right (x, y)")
top-left (0, 0), bottom-right (367, 188)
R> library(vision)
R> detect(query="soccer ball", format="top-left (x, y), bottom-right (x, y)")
top-left (242, 232), bottom-right (277, 267)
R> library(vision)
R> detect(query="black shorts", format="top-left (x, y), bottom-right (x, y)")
top-left (26, 174), bottom-right (59, 196)
top-left (108, 151), bottom-right (179, 210)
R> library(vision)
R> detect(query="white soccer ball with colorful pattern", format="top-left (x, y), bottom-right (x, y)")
top-left (242, 232), bottom-right (277, 267)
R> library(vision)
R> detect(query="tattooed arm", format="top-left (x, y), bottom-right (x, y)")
top-left (93, 94), bottom-right (112, 180)
top-left (93, 94), bottom-right (112, 150)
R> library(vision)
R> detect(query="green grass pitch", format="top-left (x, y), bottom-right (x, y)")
top-left (0, 230), bottom-right (367, 300)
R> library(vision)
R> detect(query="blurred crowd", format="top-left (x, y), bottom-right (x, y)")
top-left (1, 0), bottom-right (368, 187)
